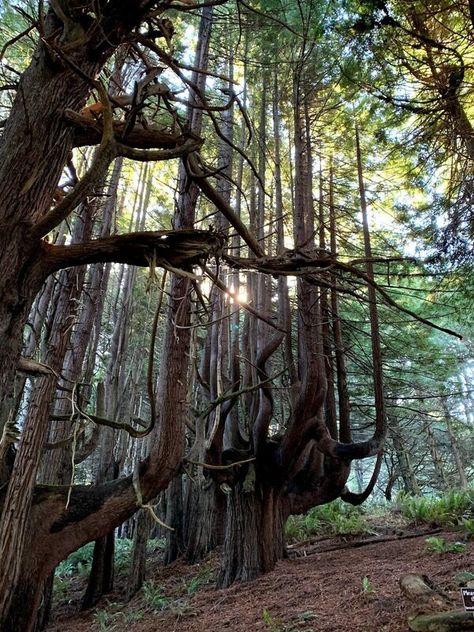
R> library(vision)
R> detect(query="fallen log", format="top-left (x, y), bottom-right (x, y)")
top-left (400, 572), bottom-right (474, 631)
top-left (288, 528), bottom-right (442, 558)
top-left (407, 610), bottom-right (474, 631)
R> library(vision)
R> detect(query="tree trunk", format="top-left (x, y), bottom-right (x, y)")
top-left (390, 416), bottom-right (420, 495)
top-left (425, 422), bottom-right (448, 491)
top-left (185, 479), bottom-right (225, 563)
top-left (164, 475), bottom-right (185, 564)
top-left (441, 400), bottom-right (469, 489)
top-left (82, 532), bottom-right (115, 609)
top-left (218, 474), bottom-right (284, 588)
top-left (126, 508), bottom-right (153, 600)
top-left (328, 161), bottom-right (351, 442)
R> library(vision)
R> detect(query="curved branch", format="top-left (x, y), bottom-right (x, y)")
top-left (340, 450), bottom-right (384, 505)
top-left (184, 457), bottom-right (256, 471)
top-left (17, 357), bottom-right (56, 377)
top-left (338, 260), bottom-right (462, 339)
top-left (188, 153), bottom-right (265, 256)
top-left (116, 136), bottom-right (202, 161)
top-left (196, 366), bottom-right (287, 425)
top-left (136, 34), bottom-right (262, 183)
top-left (252, 334), bottom-right (284, 455)
top-left (225, 253), bottom-right (462, 339)
top-left (310, 416), bottom-right (382, 461)
top-left (67, 111), bottom-right (195, 149)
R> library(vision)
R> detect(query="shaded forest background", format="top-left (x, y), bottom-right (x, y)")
top-left (0, 0), bottom-right (473, 631)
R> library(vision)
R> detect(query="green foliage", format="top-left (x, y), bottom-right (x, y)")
top-left (462, 518), bottom-right (474, 539)
top-left (52, 576), bottom-right (70, 601)
top-left (425, 536), bottom-right (467, 554)
top-left (94, 608), bottom-right (114, 632)
top-left (183, 562), bottom-right (214, 596)
top-left (94, 601), bottom-right (147, 629)
top-left (361, 575), bottom-right (374, 595)
top-left (141, 580), bottom-right (169, 611)
top-left (55, 542), bottom-right (95, 579)
top-left (55, 538), bottom-right (135, 581)
top-left (262, 609), bottom-right (298, 632)
top-left (454, 571), bottom-right (474, 586)
top-left (147, 537), bottom-right (166, 553)
top-left (285, 500), bottom-right (374, 542)
top-left (121, 610), bottom-right (145, 624)
top-left (397, 490), bottom-right (474, 527)
top-left (53, 538), bottom-right (137, 601)
top-left (113, 538), bottom-right (133, 574)
top-left (262, 608), bottom-right (316, 632)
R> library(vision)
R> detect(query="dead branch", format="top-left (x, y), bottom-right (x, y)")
top-left (184, 457), bottom-right (256, 470)
top-left (224, 252), bottom-right (462, 339)
top-left (188, 154), bottom-right (264, 256)
top-left (17, 357), bottom-right (56, 377)
top-left (116, 136), bottom-right (202, 161)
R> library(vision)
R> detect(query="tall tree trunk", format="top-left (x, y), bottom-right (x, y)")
top-left (425, 422), bottom-right (448, 492)
top-left (218, 478), bottom-right (284, 587)
top-left (389, 416), bottom-right (420, 495)
top-left (272, 72), bottom-right (296, 386)
top-left (439, 398), bottom-right (468, 490)
top-left (164, 475), bottom-right (185, 564)
top-left (328, 162), bottom-right (351, 442)
top-left (355, 126), bottom-right (386, 448)
top-left (126, 507), bottom-right (153, 600)
top-left (82, 171), bottom-right (148, 607)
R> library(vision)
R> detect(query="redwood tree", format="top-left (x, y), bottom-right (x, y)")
top-left (0, 2), bottom-right (224, 629)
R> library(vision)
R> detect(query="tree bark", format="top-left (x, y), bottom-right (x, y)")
top-left (218, 477), bottom-right (284, 588)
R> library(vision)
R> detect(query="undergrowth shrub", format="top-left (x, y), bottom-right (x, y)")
top-left (396, 489), bottom-right (474, 527)
top-left (425, 536), bottom-right (467, 554)
top-left (54, 537), bottom-right (158, 599)
top-left (285, 500), bottom-right (373, 542)
top-left (142, 580), bottom-right (169, 611)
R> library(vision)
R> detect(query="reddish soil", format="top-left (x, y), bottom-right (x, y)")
top-left (47, 530), bottom-right (472, 632)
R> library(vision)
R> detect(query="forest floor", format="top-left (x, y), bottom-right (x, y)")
top-left (46, 526), bottom-right (472, 632)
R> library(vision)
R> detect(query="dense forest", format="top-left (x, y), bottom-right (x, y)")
top-left (0, 1), bottom-right (473, 631)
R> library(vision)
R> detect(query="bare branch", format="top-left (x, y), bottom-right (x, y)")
top-left (188, 153), bottom-right (265, 257)
top-left (17, 357), bottom-right (56, 377)
top-left (116, 136), bottom-right (202, 161)
top-left (184, 457), bottom-right (256, 470)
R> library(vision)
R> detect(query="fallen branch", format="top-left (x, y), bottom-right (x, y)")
top-left (288, 528), bottom-right (443, 558)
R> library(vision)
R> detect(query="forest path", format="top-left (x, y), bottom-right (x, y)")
top-left (47, 530), bottom-right (471, 632)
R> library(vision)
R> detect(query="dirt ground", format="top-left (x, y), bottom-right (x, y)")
top-left (47, 530), bottom-right (471, 632)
